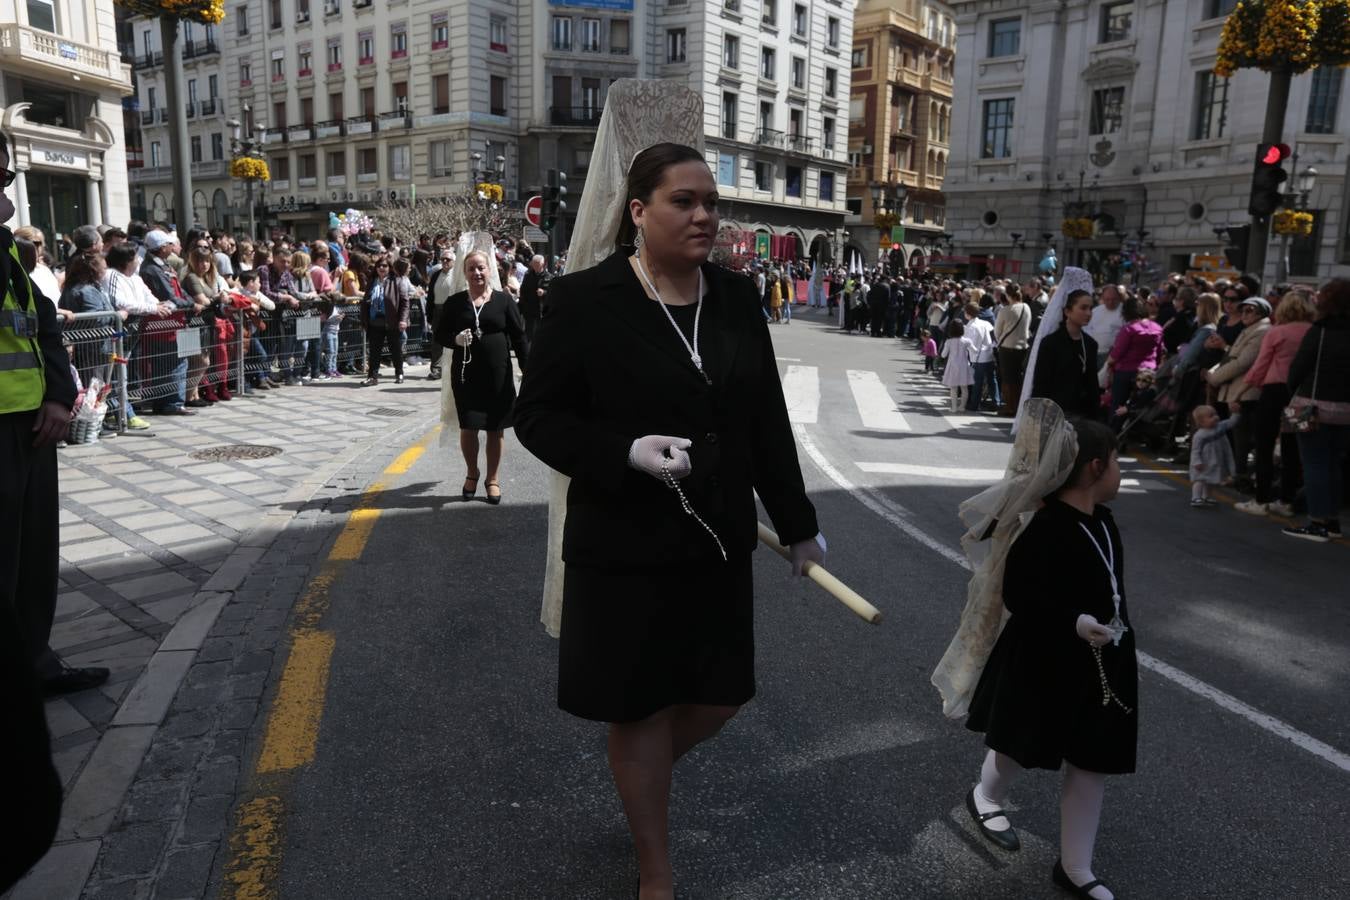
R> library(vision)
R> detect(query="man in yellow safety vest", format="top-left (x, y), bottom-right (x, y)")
top-left (1, 133), bottom-right (110, 696)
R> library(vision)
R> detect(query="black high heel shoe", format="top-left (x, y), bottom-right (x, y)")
top-left (485, 481), bottom-right (502, 505)
top-left (1052, 859), bottom-right (1114, 899)
top-left (462, 474), bottom-right (479, 500)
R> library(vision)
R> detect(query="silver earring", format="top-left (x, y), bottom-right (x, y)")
top-left (634, 226), bottom-right (645, 253)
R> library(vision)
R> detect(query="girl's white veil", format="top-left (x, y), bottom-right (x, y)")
top-left (931, 398), bottom-right (1078, 717)
top-left (439, 232), bottom-right (503, 443)
top-left (539, 78), bottom-right (706, 637)
top-left (1011, 266), bottom-right (1094, 435)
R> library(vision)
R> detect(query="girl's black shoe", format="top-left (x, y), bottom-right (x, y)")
top-left (1052, 859), bottom-right (1114, 899)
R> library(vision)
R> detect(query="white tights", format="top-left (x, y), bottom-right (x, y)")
top-left (973, 751), bottom-right (1113, 900)
top-left (949, 385), bottom-right (967, 412)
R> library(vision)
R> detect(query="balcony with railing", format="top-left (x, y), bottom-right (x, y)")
top-left (315, 120), bottom-right (344, 139)
top-left (550, 106), bottom-right (603, 127)
top-left (754, 127), bottom-right (787, 148)
top-left (288, 123), bottom-right (314, 142)
top-left (379, 110), bottom-right (411, 129)
top-left (140, 109), bottom-right (158, 126)
top-left (0, 22), bottom-right (133, 91)
top-left (787, 134), bottom-right (814, 154)
top-left (263, 127), bottom-right (287, 144)
top-left (191, 160), bottom-right (227, 178)
top-left (198, 98), bottom-right (219, 117)
top-left (186, 102), bottom-right (196, 119)
top-left (134, 51), bottom-right (163, 70)
top-left (184, 39), bottom-right (219, 60)
top-left (346, 115), bottom-right (376, 135)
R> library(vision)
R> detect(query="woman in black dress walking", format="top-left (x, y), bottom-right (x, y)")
top-left (433, 250), bottom-right (528, 504)
top-left (514, 142), bottom-right (824, 900)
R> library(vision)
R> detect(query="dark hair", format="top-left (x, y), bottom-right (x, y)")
top-left (392, 257), bottom-right (410, 277)
top-left (1318, 278), bottom-right (1350, 319)
top-left (1120, 295), bottom-right (1144, 322)
top-left (127, 220), bottom-right (149, 241)
top-left (71, 224), bottom-right (101, 251)
top-left (614, 142), bottom-right (707, 249)
top-left (106, 242), bottom-right (137, 271)
top-left (1238, 273), bottom-right (1261, 297)
top-left (239, 269), bottom-right (260, 286)
top-left (14, 237), bottom-right (36, 273)
top-left (1063, 289), bottom-right (1092, 320)
top-left (64, 252), bottom-right (103, 287)
top-left (946, 319), bottom-right (965, 338)
top-left (1058, 419), bottom-right (1118, 492)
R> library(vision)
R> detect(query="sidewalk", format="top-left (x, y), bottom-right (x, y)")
top-left (8, 371), bottom-right (443, 900)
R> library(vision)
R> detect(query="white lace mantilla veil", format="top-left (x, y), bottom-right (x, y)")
top-left (1011, 266), bottom-right (1095, 436)
top-left (438, 231), bottom-right (503, 446)
top-left (931, 398), bottom-right (1078, 718)
top-left (538, 78), bottom-right (706, 638)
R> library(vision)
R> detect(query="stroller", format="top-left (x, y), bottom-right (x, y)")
top-left (1116, 363), bottom-right (1203, 453)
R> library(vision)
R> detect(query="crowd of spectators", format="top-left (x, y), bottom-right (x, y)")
top-left (14, 221), bottom-right (552, 436)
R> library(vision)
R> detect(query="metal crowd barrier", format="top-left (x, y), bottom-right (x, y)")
top-left (60, 295), bottom-right (439, 433)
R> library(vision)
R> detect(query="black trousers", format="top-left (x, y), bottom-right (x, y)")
top-left (0, 411), bottom-right (62, 677)
top-left (366, 326), bottom-right (403, 378)
top-left (1253, 383), bottom-right (1302, 504)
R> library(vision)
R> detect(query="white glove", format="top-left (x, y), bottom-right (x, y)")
top-left (1076, 614), bottom-right (1112, 647)
top-left (454, 329), bottom-right (473, 348)
top-left (789, 532), bottom-right (827, 576)
top-left (628, 435), bottom-right (693, 481)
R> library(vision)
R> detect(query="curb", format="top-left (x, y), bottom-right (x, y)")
top-left (20, 410), bottom-right (441, 900)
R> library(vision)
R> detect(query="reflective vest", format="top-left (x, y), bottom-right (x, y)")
top-left (0, 241), bottom-right (46, 415)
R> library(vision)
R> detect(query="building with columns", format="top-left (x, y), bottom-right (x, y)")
top-left (846, 0), bottom-right (956, 272)
top-left (945, 0), bottom-right (1348, 286)
top-left (0, 0), bottom-right (133, 245)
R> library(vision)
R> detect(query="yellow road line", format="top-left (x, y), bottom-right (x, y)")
top-left (220, 424), bottom-right (440, 899)
top-left (223, 796), bottom-right (284, 900)
top-left (384, 444), bottom-right (426, 475)
top-left (255, 631), bottom-right (337, 773)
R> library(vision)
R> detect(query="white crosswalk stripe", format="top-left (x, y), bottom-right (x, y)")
top-left (781, 365), bottom-right (820, 424)
top-left (846, 370), bottom-right (911, 432)
top-left (856, 462), bottom-right (1004, 481)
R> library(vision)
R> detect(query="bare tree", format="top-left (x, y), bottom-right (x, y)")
top-left (369, 196), bottom-right (519, 239)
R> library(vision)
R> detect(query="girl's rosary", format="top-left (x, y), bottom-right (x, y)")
top-left (460, 297), bottom-right (486, 385)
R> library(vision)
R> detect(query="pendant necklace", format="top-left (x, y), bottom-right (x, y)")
top-left (461, 292), bottom-right (488, 385)
top-left (634, 251), bottom-right (710, 385)
top-left (1079, 519), bottom-right (1133, 714)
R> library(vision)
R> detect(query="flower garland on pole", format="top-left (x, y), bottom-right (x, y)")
top-left (229, 157), bottom-right (270, 182)
top-left (114, 0), bottom-right (225, 24)
top-left (1212, 0), bottom-right (1350, 279)
top-left (1272, 209), bottom-right (1315, 236)
top-left (1061, 217), bottom-right (1095, 240)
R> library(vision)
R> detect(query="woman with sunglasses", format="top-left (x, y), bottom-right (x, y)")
top-left (359, 257), bottom-right (410, 385)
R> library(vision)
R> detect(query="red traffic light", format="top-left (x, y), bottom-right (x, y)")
top-left (1259, 143), bottom-right (1291, 165)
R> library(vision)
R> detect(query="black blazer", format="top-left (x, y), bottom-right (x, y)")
top-left (514, 250), bottom-right (818, 568)
top-left (1030, 326), bottom-right (1100, 420)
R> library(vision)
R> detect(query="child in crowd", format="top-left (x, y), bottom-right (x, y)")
top-left (1188, 403), bottom-right (1240, 508)
top-left (319, 298), bottom-right (344, 378)
top-left (941, 319), bottom-right (973, 412)
top-left (236, 271), bottom-right (275, 391)
top-left (921, 328), bottom-right (938, 374)
top-left (1111, 368), bottom-right (1157, 431)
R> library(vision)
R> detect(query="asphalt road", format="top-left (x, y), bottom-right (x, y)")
top-left (252, 309), bottom-right (1349, 899)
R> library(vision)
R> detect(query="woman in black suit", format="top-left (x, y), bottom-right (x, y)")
top-left (433, 250), bottom-right (528, 504)
top-left (514, 143), bottom-right (824, 899)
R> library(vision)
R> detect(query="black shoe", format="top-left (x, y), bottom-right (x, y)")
top-left (965, 787), bottom-right (1020, 851)
top-left (395, 374), bottom-right (405, 384)
top-left (1052, 858), bottom-right (1112, 899)
top-left (43, 665), bottom-right (111, 696)
top-left (486, 481), bottom-right (502, 505)
top-left (185, 398), bottom-right (211, 408)
top-left (1283, 522), bottom-right (1331, 542)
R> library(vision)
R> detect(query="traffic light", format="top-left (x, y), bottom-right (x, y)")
top-left (1222, 224), bottom-right (1250, 271)
top-left (1248, 142), bottom-right (1290, 217)
top-left (542, 169), bottom-right (568, 231)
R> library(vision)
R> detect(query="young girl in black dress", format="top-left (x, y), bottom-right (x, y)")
top-left (963, 418), bottom-right (1135, 900)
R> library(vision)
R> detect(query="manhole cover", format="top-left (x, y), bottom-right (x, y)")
top-left (368, 407), bottom-right (413, 418)
top-left (189, 444), bottom-right (284, 461)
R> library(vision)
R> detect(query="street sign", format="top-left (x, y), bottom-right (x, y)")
top-left (523, 225), bottom-right (548, 243)
top-left (525, 195), bottom-right (543, 227)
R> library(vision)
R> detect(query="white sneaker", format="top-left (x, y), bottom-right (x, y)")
top-left (1235, 499), bottom-right (1268, 516)
top-left (1267, 500), bottom-right (1295, 517)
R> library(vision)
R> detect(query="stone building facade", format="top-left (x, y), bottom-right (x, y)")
top-left (0, 0), bottom-right (133, 244)
top-left (846, 0), bottom-right (956, 271)
top-left (945, 0), bottom-right (1348, 286)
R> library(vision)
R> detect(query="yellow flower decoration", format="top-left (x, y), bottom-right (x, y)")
top-left (1061, 218), bottom-right (1095, 240)
top-left (1215, 0), bottom-right (1350, 76)
top-left (1272, 209), bottom-right (1315, 235)
top-left (475, 182), bottom-right (504, 203)
top-left (230, 157), bottom-right (270, 181)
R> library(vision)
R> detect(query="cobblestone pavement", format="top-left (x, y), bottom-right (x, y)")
top-left (8, 370), bottom-right (443, 900)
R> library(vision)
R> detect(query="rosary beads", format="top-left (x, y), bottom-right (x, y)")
top-left (660, 459), bottom-right (727, 561)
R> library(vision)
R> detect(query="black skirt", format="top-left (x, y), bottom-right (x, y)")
top-left (558, 555), bottom-right (755, 723)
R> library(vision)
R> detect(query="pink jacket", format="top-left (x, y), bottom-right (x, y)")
top-left (1245, 321), bottom-right (1312, 387)
top-left (1109, 319), bottom-right (1164, 371)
